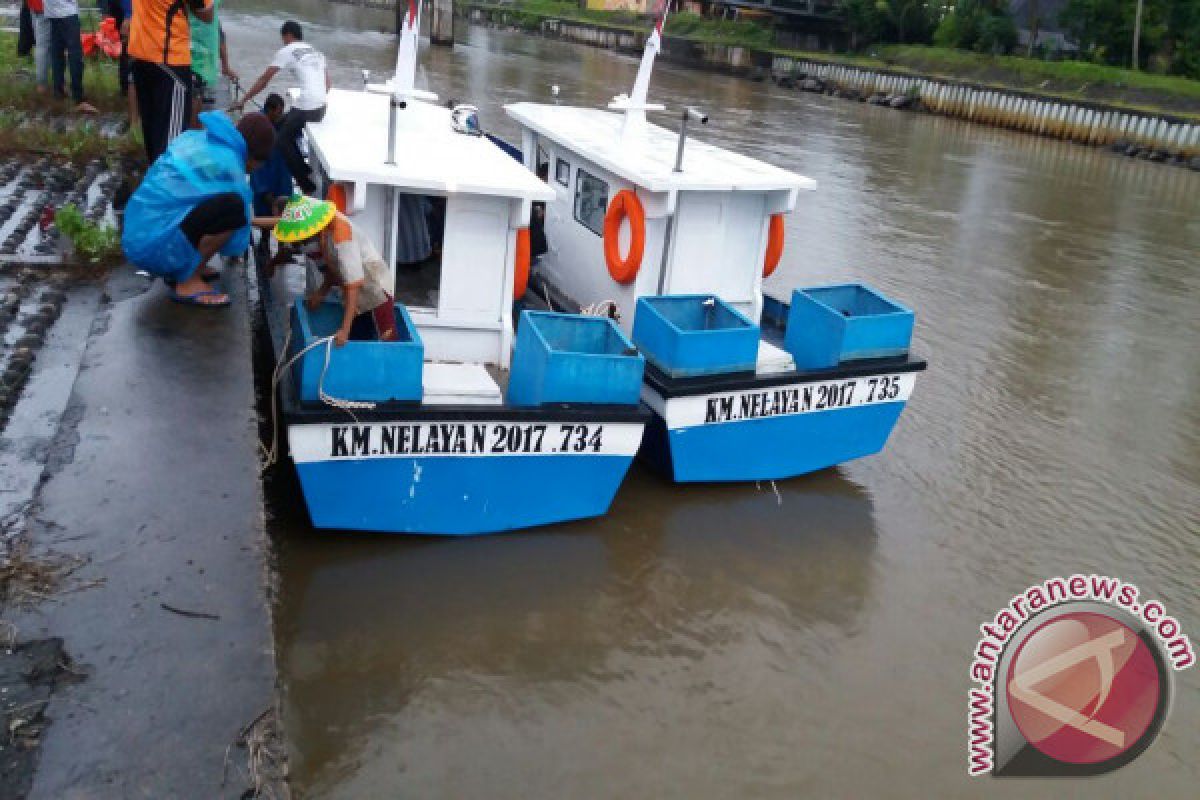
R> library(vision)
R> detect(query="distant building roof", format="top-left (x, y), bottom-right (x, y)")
top-left (1008, 0), bottom-right (1070, 34)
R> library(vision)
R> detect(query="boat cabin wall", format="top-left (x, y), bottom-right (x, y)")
top-left (320, 178), bottom-right (518, 369)
top-left (523, 136), bottom-right (775, 333)
top-left (526, 139), bottom-right (670, 337)
top-left (662, 190), bottom-right (770, 324)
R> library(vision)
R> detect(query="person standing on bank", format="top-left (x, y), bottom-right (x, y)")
top-left (44, 0), bottom-right (97, 113)
top-left (234, 20), bottom-right (329, 194)
top-left (128, 0), bottom-right (213, 162)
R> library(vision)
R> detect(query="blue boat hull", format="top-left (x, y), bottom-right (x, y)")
top-left (293, 450), bottom-right (637, 534)
top-left (639, 360), bottom-right (924, 483)
top-left (285, 416), bottom-right (647, 534)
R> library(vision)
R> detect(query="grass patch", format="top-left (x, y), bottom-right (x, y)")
top-left (0, 29), bottom-right (125, 115)
top-left (55, 203), bottom-right (122, 265)
top-left (0, 109), bottom-right (141, 161)
top-left (876, 46), bottom-right (1200, 103)
top-left (772, 44), bottom-right (1200, 118)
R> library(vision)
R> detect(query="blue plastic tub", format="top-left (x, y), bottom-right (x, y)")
top-left (631, 295), bottom-right (760, 378)
top-left (784, 284), bottom-right (914, 370)
top-left (508, 311), bottom-right (644, 406)
top-left (290, 299), bottom-right (423, 404)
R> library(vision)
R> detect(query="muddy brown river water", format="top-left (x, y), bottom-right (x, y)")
top-left (225, 6), bottom-right (1199, 798)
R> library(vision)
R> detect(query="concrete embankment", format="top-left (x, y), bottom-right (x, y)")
top-left (461, 5), bottom-right (1200, 168)
top-left (1, 265), bottom-right (283, 798)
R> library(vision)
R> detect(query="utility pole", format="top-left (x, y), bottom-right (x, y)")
top-left (1132, 0), bottom-right (1144, 69)
top-left (1026, 0), bottom-right (1039, 58)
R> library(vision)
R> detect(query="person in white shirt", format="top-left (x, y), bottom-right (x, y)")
top-left (234, 20), bottom-right (329, 193)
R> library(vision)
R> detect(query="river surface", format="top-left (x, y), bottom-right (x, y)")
top-left (224, 6), bottom-right (1200, 798)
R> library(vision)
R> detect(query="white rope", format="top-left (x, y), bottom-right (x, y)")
top-left (579, 300), bottom-right (621, 321)
top-left (259, 324), bottom-right (377, 471)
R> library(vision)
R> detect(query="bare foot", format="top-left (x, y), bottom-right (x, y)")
top-left (76, 102), bottom-right (98, 115)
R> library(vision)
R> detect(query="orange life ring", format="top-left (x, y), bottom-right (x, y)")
top-left (603, 190), bottom-right (645, 284)
top-left (325, 183), bottom-right (348, 213)
top-left (763, 214), bottom-right (785, 278)
top-left (514, 228), bottom-right (531, 300)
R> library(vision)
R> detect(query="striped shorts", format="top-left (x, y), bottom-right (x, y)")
top-left (131, 59), bottom-right (193, 163)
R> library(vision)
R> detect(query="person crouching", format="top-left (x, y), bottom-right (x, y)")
top-left (121, 111), bottom-right (277, 307)
top-left (274, 195), bottom-right (398, 347)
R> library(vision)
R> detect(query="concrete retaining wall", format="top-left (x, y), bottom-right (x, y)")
top-left (776, 58), bottom-right (1200, 161)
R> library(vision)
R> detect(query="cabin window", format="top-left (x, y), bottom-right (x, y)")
top-left (574, 169), bottom-right (608, 236)
top-left (536, 146), bottom-right (550, 173)
top-left (555, 158), bottom-right (570, 187)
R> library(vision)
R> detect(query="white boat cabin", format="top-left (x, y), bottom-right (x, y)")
top-left (305, 88), bottom-right (554, 370)
top-left (505, 102), bottom-right (816, 335)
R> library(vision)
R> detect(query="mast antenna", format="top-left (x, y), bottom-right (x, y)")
top-left (609, 0), bottom-right (668, 137)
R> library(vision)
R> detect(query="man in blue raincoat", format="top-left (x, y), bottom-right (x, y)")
top-left (122, 111), bottom-right (276, 307)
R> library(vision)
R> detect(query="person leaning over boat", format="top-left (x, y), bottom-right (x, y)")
top-left (122, 111), bottom-right (278, 307)
top-left (233, 20), bottom-right (329, 194)
top-left (274, 195), bottom-right (398, 347)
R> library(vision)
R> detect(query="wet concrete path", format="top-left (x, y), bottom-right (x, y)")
top-left (4, 266), bottom-right (277, 798)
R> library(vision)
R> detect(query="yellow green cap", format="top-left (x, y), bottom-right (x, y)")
top-left (274, 194), bottom-right (336, 243)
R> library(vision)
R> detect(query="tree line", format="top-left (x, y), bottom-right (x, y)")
top-left (835, 0), bottom-right (1200, 78)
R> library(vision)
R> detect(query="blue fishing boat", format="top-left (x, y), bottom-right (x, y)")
top-left (258, 6), bottom-right (647, 534)
top-left (503, 4), bottom-right (925, 482)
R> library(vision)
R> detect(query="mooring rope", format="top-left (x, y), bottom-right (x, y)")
top-left (260, 324), bottom-right (377, 471)
top-left (579, 300), bottom-right (621, 321)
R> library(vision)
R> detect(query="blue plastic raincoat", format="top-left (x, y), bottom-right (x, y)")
top-left (122, 111), bottom-right (254, 282)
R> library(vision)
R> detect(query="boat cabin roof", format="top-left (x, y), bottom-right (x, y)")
top-left (308, 89), bottom-right (554, 203)
top-left (506, 103), bottom-right (817, 195)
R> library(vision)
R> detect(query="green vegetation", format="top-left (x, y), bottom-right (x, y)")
top-left (0, 32), bottom-right (139, 159)
top-left (0, 31), bottom-right (125, 114)
top-left (54, 204), bottom-right (122, 265)
top-left (876, 44), bottom-right (1200, 100)
top-left (1060, 0), bottom-right (1200, 76)
top-left (465, 1), bottom-right (1200, 114)
top-left (0, 108), bottom-right (142, 160)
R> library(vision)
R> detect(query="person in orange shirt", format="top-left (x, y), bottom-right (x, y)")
top-left (127, 0), bottom-right (213, 161)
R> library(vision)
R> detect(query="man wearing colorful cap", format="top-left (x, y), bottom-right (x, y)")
top-left (122, 111), bottom-right (278, 307)
top-left (274, 195), bottom-right (397, 347)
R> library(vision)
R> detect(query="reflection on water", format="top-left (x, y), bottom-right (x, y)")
top-left (274, 470), bottom-right (878, 798)
top-left (225, 9), bottom-right (1200, 798)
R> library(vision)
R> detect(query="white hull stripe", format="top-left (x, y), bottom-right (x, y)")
top-left (289, 420), bottom-right (645, 463)
top-left (643, 371), bottom-right (918, 430)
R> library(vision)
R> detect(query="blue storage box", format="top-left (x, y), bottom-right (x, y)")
top-left (290, 299), bottom-right (423, 404)
top-left (631, 295), bottom-right (760, 378)
top-left (508, 311), bottom-right (644, 407)
top-left (784, 284), bottom-right (914, 370)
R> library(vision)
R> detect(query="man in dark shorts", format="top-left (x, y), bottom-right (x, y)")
top-left (122, 112), bottom-right (277, 307)
top-left (127, 0), bottom-right (213, 161)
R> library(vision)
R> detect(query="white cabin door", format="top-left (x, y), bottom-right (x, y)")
top-left (665, 191), bottom-right (766, 316)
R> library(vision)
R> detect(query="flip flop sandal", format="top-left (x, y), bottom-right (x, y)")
top-left (164, 270), bottom-right (220, 288)
top-left (170, 288), bottom-right (230, 308)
